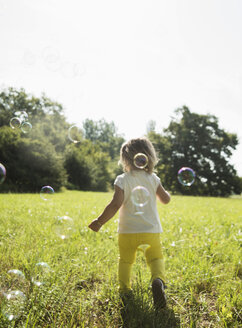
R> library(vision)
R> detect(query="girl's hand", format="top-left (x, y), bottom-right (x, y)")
top-left (88, 219), bottom-right (102, 232)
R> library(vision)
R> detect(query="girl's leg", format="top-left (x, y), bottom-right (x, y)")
top-left (118, 234), bottom-right (137, 292)
top-left (144, 234), bottom-right (166, 284)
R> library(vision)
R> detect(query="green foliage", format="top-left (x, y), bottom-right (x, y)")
top-left (82, 118), bottom-right (125, 159)
top-left (0, 87), bottom-right (64, 126)
top-left (82, 118), bottom-right (117, 143)
top-left (0, 127), bottom-right (66, 192)
top-left (64, 141), bottom-right (111, 191)
top-left (0, 88), bottom-right (68, 192)
top-left (0, 192), bottom-right (241, 327)
top-left (0, 87), bottom-right (123, 193)
top-left (0, 87), bottom-right (240, 196)
top-left (149, 106), bottom-right (241, 196)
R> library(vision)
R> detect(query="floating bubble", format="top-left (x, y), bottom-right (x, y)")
top-left (131, 186), bottom-right (150, 208)
top-left (177, 167), bottom-right (196, 186)
top-left (10, 117), bottom-right (21, 129)
top-left (2, 290), bottom-right (26, 321)
top-left (7, 270), bottom-right (25, 290)
top-left (22, 50), bottom-right (36, 66)
top-left (40, 186), bottom-right (54, 201)
top-left (133, 153), bottom-right (148, 169)
top-left (54, 216), bottom-right (74, 240)
top-left (32, 262), bottom-right (51, 287)
top-left (21, 121), bottom-right (32, 134)
top-left (60, 61), bottom-right (86, 78)
top-left (68, 124), bottom-right (83, 143)
top-left (0, 163), bottom-right (6, 184)
top-left (7, 270), bottom-right (25, 280)
top-left (42, 46), bottom-right (61, 72)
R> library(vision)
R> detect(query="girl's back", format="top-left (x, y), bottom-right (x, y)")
top-left (115, 170), bottom-right (163, 233)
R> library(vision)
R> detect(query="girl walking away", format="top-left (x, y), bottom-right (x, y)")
top-left (88, 137), bottom-right (170, 309)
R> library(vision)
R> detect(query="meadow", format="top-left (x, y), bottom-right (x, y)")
top-left (0, 191), bottom-right (241, 328)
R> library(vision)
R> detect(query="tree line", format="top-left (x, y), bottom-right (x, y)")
top-left (0, 87), bottom-right (241, 196)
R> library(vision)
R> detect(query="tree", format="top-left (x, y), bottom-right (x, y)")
top-left (82, 118), bottom-right (124, 159)
top-left (0, 87), bottom-right (69, 152)
top-left (149, 106), bottom-right (241, 196)
top-left (0, 87), bottom-right (124, 192)
top-left (81, 118), bottom-right (125, 187)
top-left (0, 127), bottom-right (66, 192)
top-left (0, 87), bottom-right (69, 192)
top-left (64, 140), bottom-right (111, 191)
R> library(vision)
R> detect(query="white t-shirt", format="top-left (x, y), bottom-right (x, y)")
top-left (114, 170), bottom-right (163, 233)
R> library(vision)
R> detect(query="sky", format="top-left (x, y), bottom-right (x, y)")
top-left (0, 0), bottom-right (242, 175)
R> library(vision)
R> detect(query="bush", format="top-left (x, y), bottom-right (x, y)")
top-left (0, 127), bottom-right (66, 192)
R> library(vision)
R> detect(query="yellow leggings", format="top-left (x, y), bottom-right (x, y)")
top-left (118, 233), bottom-right (166, 292)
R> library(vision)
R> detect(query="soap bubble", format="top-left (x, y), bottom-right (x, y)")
top-left (42, 46), bottom-right (61, 72)
top-left (10, 117), bottom-right (21, 129)
top-left (7, 270), bottom-right (25, 290)
top-left (21, 121), bottom-right (32, 134)
top-left (133, 153), bottom-right (148, 169)
top-left (0, 163), bottom-right (6, 184)
top-left (10, 112), bottom-right (31, 132)
top-left (177, 167), bottom-right (196, 186)
top-left (131, 186), bottom-right (150, 208)
top-left (68, 124), bottom-right (83, 143)
top-left (7, 269), bottom-right (25, 277)
top-left (54, 216), bottom-right (74, 240)
top-left (32, 262), bottom-right (51, 287)
top-left (2, 290), bottom-right (26, 321)
top-left (134, 153), bottom-right (148, 169)
top-left (40, 186), bottom-right (54, 201)
top-left (7, 270), bottom-right (25, 292)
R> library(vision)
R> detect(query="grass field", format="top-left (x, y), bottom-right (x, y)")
top-left (0, 191), bottom-right (241, 327)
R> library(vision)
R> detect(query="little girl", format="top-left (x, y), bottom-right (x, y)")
top-left (88, 137), bottom-right (170, 309)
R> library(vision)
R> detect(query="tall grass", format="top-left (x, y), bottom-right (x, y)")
top-left (0, 191), bottom-right (241, 327)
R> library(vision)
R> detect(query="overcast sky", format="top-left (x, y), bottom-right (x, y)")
top-left (1, 0), bottom-right (242, 175)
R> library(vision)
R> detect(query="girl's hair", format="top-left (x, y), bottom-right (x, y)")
top-left (119, 137), bottom-right (158, 174)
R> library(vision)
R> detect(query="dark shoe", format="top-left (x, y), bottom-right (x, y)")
top-left (152, 278), bottom-right (167, 309)
top-left (120, 290), bottom-right (134, 307)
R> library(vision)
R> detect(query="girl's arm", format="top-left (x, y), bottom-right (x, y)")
top-left (156, 184), bottom-right (171, 204)
top-left (88, 185), bottom-right (124, 232)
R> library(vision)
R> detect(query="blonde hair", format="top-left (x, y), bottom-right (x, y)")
top-left (119, 137), bottom-right (158, 174)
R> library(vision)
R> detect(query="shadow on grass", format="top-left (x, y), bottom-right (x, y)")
top-left (120, 293), bottom-right (180, 328)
